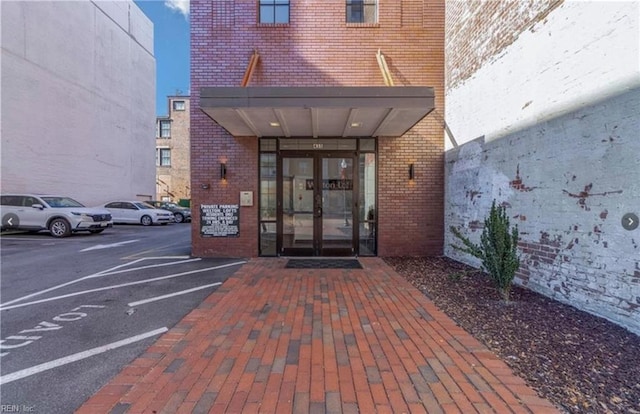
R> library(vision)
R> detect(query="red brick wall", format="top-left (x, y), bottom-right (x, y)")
top-left (191, 0), bottom-right (445, 257)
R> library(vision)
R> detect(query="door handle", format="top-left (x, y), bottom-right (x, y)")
top-left (315, 194), bottom-right (322, 218)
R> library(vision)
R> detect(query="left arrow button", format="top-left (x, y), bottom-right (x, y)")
top-left (2, 213), bottom-right (20, 229)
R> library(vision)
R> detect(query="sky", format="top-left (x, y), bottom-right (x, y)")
top-left (134, 0), bottom-right (190, 116)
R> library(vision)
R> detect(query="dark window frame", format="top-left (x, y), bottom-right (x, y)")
top-left (159, 120), bottom-right (171, 138)
top-left (257, 138), bottom-right (378, 257)
top-left (346, 0), bottom-right (377, 24)
top-left (172, 100), bottom-right (185, 111)
top-left (259, 0), bottom-right (290, 24)
top-left (156, 148), bottom-right (171, 167)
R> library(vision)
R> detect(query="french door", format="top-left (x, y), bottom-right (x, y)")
top-left (279, 153), bottom-right (355, 256)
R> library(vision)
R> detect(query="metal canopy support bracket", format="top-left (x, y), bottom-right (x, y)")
top-left (429, 109), bottom-right (459, 149)
top-left (235, 109), bottom-right (262, 137)
top-left (241, 49), bottom-right (260, 87)
top-left (311, 108), bottom-right (320, 138)
top-left (376, 49), bottom-right (394, 87)
top-left (274, 109), bottom-right (291, 137)
top-left (343, 108), bottom-right (360, 137)
top-left (372, 108), bottom-right (397, 136)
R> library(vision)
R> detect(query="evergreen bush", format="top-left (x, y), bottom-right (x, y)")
top-left (450, 200), bottom-right (520, 301)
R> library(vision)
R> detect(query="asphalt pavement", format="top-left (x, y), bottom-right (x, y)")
top-left (0, 224), bottom-right (245, 414)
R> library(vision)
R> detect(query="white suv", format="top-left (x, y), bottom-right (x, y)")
top-left (0, 194), bottom-right (113, 237)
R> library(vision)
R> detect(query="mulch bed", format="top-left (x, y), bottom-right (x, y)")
top-left (384, 256), bottom-right (640, 414)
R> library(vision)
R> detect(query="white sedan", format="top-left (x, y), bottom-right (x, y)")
top-left (99, 201), bottom-right (174, 226)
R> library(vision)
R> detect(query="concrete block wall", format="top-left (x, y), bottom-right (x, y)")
top-left (1, 1), bottom-right (155, 206)
top-left (191, 0), bottom-right (445, 257)
top-left (444, 1), bottom-right (640, 334)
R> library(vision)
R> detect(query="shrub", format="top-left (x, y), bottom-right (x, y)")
top-left (450, 200), bottom-right (520, 301)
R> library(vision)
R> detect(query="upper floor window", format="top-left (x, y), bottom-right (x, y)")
top-left (260, 0), bottom-right (289, 24)
top-left (173, 100), bottom-right (185, 111)
top-left (346, 0), bottom-right (377, 23)
top-left (156, 148), bottom-right (171, 166)
top-left (159, 120), bottom-right (171, 138)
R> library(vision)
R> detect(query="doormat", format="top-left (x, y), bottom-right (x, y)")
top-left (285, 259), bottom-right (362, 269)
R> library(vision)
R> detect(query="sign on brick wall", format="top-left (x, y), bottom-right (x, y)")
top-left (200, 204), bottom-right (239, 237)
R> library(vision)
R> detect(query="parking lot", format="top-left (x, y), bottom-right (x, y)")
top-left (0, 224), bottom-right (245, 414)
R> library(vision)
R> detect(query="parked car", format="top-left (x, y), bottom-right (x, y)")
top-left (0, 194), bottom-right (113, 237)
top-left (99, 201), bottom-right (174, 226)
top-left (148, 201), bottom-right (191, 223)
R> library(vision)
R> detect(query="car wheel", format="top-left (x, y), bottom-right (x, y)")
top-left (140, 215), bottom-right (153, 226)
top-left (89, 229), bottom-right (105, 234)
top-left (49, 218), bottom-right (71, 238)
top-left (174, 213), bottom-right (184, 223)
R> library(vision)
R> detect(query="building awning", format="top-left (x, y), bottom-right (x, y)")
top-left (200, 86), bottom-right (435, 138)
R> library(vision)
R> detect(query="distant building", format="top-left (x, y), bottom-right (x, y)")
top-left (156, 96), bottom-right (191, 203)
top-left (1, 1), bottom-right (155, 206)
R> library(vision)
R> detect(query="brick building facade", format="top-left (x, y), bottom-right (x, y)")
top-left (190, 0), bottom-right (639, 334)
top-left (191, 0), bottom-right (445, 258)
top-left (156, 96), bottom-right (191, 203)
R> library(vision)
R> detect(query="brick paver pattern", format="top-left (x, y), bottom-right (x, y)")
top-left (77, 258), bottom-right (559, 414)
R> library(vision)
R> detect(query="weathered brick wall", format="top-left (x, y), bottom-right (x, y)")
top-left (444, 1), bottom-right (640, 333)
top-left (191, 0), bottom-right (445, 257)
top-left (445, 88), bottom-right (640, 334)
top-left (445, 2), bottom-right (639, 147)
top-left (446, 0), bottom-right (563, 91)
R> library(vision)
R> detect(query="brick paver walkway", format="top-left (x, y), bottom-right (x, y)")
top-left (77, 258), bottom-right (559, 413)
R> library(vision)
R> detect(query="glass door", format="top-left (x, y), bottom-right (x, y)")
top-left (319, 156), bottom-right (354, 256)
top-left (281, 156), bottom-right (315, 256)
top-left (279, 153), bottom-right (355, 256)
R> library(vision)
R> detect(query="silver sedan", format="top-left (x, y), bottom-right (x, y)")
top-left (98, 201), bottom-right (174, 226)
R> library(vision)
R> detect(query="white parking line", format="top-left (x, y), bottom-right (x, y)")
top-left (128, 282), bottom-right (223, 307)
top-left (0, 258), bottom-right (146, 307)
top-left (0, 327), bottom-right (168, 385)
top-left (0, 257), bottom-right (201, 307)
top-left (85, 258), bottom-right (202, 279)
top-left (94, 258), bottom-right (147, 276)
top-left (80, 239), bottom-right (139, 252)
top-left (0, 261), bottom-right (246, 311)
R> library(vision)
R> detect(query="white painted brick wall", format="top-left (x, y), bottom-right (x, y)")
top-left (445, 2), bottom-right (640, 334)
top-left (446, 1), bottom-right (640, 149)
top-left (445, 88), bottom-right (640, 335)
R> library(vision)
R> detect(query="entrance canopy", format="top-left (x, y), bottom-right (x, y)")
top-left (200, 86), bottom-right (435, 138)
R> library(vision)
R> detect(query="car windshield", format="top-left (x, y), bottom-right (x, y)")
top-left (134, 202), bottom-right (155, 210)
top-left (164, 203), bottom-right (180, 208)
top-left (41, 197), bottom-right (85, 208)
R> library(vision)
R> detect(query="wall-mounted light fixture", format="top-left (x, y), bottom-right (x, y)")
top-left (409, 163), bottom-right (415, 180)
top-left (220, 163), bottom-right (227, 180)
top-left (201, 183), bottom-right (210, 190)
